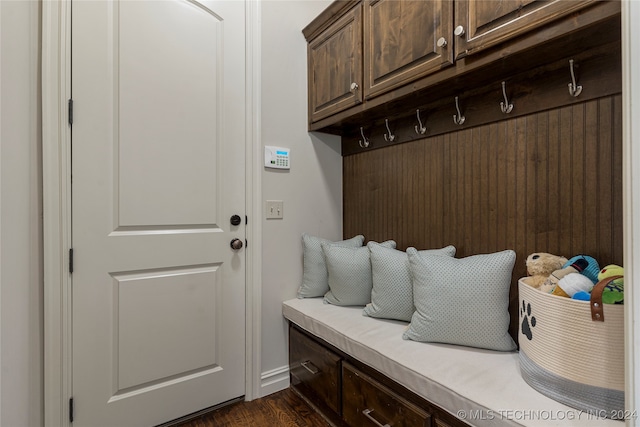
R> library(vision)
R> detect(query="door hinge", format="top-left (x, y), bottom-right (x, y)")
top-left (69, 397), bottom-right (74, 423)
top-left (68, 99), bottom-right (74, 126)
top-left (69, 248), bottom-right (74, 274)
top-left (245, 215), bottom-right (248, 224)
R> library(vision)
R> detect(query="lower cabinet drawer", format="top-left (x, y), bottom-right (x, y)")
top-left (289, 325), bottom-right (342, 415)
top-left (343, 362), bottom-right (431, 427)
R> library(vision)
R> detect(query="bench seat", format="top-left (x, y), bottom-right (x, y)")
top-left (283, 298), bottom-right (622, 427)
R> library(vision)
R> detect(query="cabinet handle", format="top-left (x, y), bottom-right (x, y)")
top-left (436, 37), bottom-right (447, 48)
top-left (300, 360), bottom-right (319, 374)
top-left (454, 25), bottom-right (465, 37)
top-left (350, 82), bottom-right (359, 92)
top-left (362, 409), bottom-right (391, 427)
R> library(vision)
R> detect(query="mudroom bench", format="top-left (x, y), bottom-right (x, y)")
top-left (283, 298), bottom-right (621, 427)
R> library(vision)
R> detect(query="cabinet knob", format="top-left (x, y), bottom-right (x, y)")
top-left (454, 25), bottom-right (465, 37)
top-left (350, 82), bottom-right (359, 92)
top-left (436, 37), bottom-right (447, 48)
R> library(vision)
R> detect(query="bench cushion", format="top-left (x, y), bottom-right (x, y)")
top-left (283, 298), bottom-right (621, 427)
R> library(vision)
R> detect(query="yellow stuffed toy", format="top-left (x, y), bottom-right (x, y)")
top-left (523, 252), bottom-right (568, 290)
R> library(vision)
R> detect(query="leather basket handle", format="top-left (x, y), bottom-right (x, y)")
top-left (590, 275), bottom-right (623, 322)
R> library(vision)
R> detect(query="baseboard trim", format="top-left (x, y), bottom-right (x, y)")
top-left (260, 365), bottom-right (290, 398)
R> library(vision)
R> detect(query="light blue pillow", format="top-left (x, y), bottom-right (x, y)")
top-left (298, 234), bottom-right (365, 298)
top-left (323, 240), bottom-right (396, 306)
top-left (403, 248), bottom-right (517, 352)
top-left (363, 243), bottom-right (456, 322)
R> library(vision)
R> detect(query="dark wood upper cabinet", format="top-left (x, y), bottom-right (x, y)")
top-left (454, 0), bottom-right (595, 59)
top-left (307, 3), bottom-right (363, 122)
top-left (363, 0), bottom-right (453, 99)
top-left (304, 0), bottom-right (617, 131)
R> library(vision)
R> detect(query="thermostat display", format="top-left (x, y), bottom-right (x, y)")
top-left (264, 146), bottom-right (290, 169)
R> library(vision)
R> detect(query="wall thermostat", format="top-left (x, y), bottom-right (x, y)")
top-left (264, 146), bottom-right (290, 169)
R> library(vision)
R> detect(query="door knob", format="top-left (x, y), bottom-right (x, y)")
top-left (230, 238), bottom-right (243, 250)
top-left (230, 214), bottom-right (242, 226)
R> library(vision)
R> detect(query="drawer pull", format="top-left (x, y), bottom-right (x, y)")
top-left (362, 409), bottom-right (390, 427)
top-left (300, 360), bottom-right (319, 374)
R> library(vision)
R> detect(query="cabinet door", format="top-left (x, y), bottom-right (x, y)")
top-left (364, 0), bottom-right (453, 99)
top-left (454, 0), bottom-right (595, 59)
top-left (343, 362), bottom-right (431, 427)
top-left (308, 4), bottom-right (363, 123)
top-left (289, 326), bottom-right (342, 416)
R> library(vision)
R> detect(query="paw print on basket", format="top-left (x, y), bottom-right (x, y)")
top-left (520, 300), bottom-right (536, 340)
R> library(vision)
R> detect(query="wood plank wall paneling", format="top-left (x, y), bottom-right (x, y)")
top-left (343, 95), bottom-right (623, 342)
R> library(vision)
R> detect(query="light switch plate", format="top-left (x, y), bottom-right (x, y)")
top-left (266, 200), bottom-right (284, 219)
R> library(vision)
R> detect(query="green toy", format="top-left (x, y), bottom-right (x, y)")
top-left (598, 264), bottom-right (624, 304)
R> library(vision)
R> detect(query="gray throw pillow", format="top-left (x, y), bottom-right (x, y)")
top-left (403, 248), bottom-right (517, 352)
top-left (323, 240), bottom-right (396, 306)
top-left (363, 243), bottom-right (456, 322)
top-left (298, 234), bottom-right (365, 298)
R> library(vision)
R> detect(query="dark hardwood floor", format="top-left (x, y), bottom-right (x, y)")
top-left (173, 388), bottom-right (332, 427)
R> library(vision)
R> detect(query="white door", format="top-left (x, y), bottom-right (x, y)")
top-left (71, 1), bottom-right (246, 425)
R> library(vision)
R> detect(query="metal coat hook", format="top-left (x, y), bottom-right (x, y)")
top-left (415, 109), bottom-right (427, 135)
top-left (359, 127), bottom-right (370, 148)
top-left (568, 59), bottom-right (583, 97)
top-left (384, 119), bottom-right (396, 142)
top-left (453, 96), bottom-right (465, 125)
top-left (500, 81), bottom-right (514, 114)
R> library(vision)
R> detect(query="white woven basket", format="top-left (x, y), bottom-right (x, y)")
top-left (518, 277), bottom-right (624, 417)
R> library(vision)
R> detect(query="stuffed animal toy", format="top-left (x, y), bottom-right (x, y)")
top-left (599, 264), bottom-right (624, 304)
top-left (572, 291), bottom-right (590, 301)
top-left (523, 252), bottom-right (568, 289)
top-left (563, 255), bottom-right (600, 284)
top-left (548, 258), bottom-right (590, 296)
top-left (572, 264), bottom-right (624, 302)
top-left (553, 272), bottom-right (594, 298)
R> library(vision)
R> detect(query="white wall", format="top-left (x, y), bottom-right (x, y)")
top-left (0, 1), bottom-right (44, 426)
top-left (259, 0), bottom-right (342, 395)
top-left (623, 0), bottom-right (640, 420)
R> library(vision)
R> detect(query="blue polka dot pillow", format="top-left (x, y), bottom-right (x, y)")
top-left (403, 248), bottom-right (517, 352)
top-left (322, 240), bottom-right (396, 306)
top-left (298, 233), bottom-right (365, 298)
top-left (363, 243), bottom-right (456, 322)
